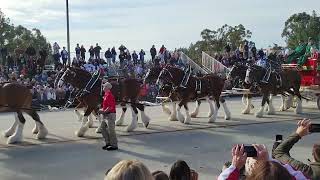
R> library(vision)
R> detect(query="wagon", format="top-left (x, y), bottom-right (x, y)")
top-left (282, 53), bottom-right (320, 110)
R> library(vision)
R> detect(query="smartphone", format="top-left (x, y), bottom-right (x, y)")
top-left (309, 124), bottom-right (320, 133)
top-left (244, 145), bottom-right (257, 157)
top-left (276, 134), bottom-right (283, 141)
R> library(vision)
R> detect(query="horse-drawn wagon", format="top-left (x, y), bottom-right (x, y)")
top-left (282, 53), bottom-right (320, 110)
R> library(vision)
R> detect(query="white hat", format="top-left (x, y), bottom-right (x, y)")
top-left (103, 82), bottom-right (112, 89)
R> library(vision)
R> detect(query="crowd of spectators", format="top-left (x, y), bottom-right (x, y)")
top-left (0, 43), bottom-right (184, 108)
top-left (102, 119), bottom-right (319, 180)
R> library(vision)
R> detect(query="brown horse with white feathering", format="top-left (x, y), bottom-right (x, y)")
top-left (151, 65), bottom-right (231, 123)
top-left (0, 82), bottom-right (48, 144)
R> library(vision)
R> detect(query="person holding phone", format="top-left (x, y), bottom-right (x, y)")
top-left (273, 119), bottom-right (320, 180)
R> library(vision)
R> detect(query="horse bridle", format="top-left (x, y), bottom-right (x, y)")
top-left (156, 68), bottom-right (174, 86)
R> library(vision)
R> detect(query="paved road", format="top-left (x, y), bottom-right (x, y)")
top-left (0, 97), bottom-right (319, 180)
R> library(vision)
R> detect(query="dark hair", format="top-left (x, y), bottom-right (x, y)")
top-left (169, 160), bottom-right (191, 180)
top-left (247, 161), bottom-right (292, 180)
top-left (152, 171), bottom-right (169, 180)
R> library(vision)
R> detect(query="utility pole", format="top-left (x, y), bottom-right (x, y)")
top-left (66, 0), bottom-right (71, 66)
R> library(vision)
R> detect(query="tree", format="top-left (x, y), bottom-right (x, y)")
top-left (179, 24), bottom-right (252, 63)
top-left (282, 10), bottom-right (320, 49)
top-left (0, 9), bottom-right (52, 62)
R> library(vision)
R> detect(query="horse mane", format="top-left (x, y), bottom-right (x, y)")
top-left (70, 67), bottom-right (92, 78)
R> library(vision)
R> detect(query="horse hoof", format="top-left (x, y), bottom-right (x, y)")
top-left (225, 116), bottom-right (231, 120)
top-left (3, 130), bottom-right (14, 138)
top-left (7, 135), bottom-right (22, 144)
top-left (36, 127), bottom-right (48, 139)
top-left (95, 128), bottom-right (102, 134)
top-left (115, 119), bottom-right (124, 126)
top-left (208, 118), bottom-right (216, 123)
top-left (255, 113), bottom-right (263, 118)
top-left (144, 122), bottom-right (149, 128)
top-left (242, 109), bottom-right (250, 114)
top-left (190, 114), bottom-right (197, 118)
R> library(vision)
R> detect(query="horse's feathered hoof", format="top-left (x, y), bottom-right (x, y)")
top-left (7, 135), bottom-right (22, 144)
top-left (36, 126), bottom-right (48, 139)
top-left (144, 122), bottom-right (149, 128)
top-left (95, 128), bottom-right (102, 134)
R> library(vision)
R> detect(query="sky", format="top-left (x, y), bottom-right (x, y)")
top-left (1, 0), bottom-right (319, 53)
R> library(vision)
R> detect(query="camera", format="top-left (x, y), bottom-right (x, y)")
top-left (244, 145), bottom-right (257, 157)
top-left (309, 124), bottom-right (320, 133)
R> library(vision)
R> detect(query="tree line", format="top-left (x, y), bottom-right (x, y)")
top-left (180, 10), bottom-right (320, 63)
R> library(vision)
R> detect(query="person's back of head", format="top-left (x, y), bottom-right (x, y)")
top-left (152, 171), bottom-right (169, 180)
top-left (247, 161), bottom-right (292, 180)
top-left (169, 160), bottom-right (191, 180)
top-left (105, 160), bottom-right (153, 180)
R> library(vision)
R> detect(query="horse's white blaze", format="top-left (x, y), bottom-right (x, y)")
top-left (4, 113), bottom-right (19, 137)
top-left (191, 102), bottom-right (200, 118)
top-left (126, 108), bottom-right (138, 132)
top-left (140, 110), bottom-right (150, 128)
top-left (36, 121), bottom-right (48, 139)
top-left (295, 98), bottom-right (303, 114)
top-left (256, 104), bottom-right (265, 118)
top-left (267, 95), bottom-right (276, 115)
top-left (7, 120), bottom-right (24, 144)
top-left (57, 79), bottom-right (64, 88)
top-left (222, 102), bottom-right (231, 120)
top-left (242, 96), bottom-right (251, 114)
top-left (207, 98), bottom-right (214, 117)
top-left (176, 106), bottom-right (185, 123)
top-left (168, 103), bottom-right (177, 121)
top-left (184, 110), bottom-right (191, 124)
top-left (76, 116), bottom-right (89, 137)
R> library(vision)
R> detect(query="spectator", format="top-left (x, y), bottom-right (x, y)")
top-left (80, 45), bottom-right (86, 61)
top-left (119, 51), bottom-right (125, 68)
top-left (139, 49), bottom-right (146, 67)
top-left (89, 45), bottom-right (95, 59)
top-left (7, 53), bottom-right (14, 70)
top-left (105, 48), bottom-right (113, 66)
top-left (169, 160), bottom-right (192, 180)
top-left (132, 50), bottom-right (138, 65)
top-left (150, 45), bottom-right (157, 61)
top-left (273, 119), bottom-right (320, 180)
top-left (94, 43), bottom-right (102, 60)
top-left (105, 160), bottom-right (153, 180)
top-left (99, 82), bottom-right (118, 151)
top-left (52, 42), bottom-right (61, 70)
top-left (218, 144), bottom-right (308, 180)
top-left (1, 46), bottom-right (8, 65)
top-left (244, 41), bottom-right (249, 60)
top-left (251, 43), bottom-right (257, 60)
top-left (61, 47), bottom-right (68, 67)
top-left (118, 44), bottom-right (127, 53)
top-left (126, 50), bottom-right (132, 63)
top-left (152, 171), bottom-right (169, 180)
top-left (75, 44), bottom-right (81, 60)
top-left (111, 47), bottom-right (117, 64)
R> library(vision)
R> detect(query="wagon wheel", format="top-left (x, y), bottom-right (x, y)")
top-left (317, 96), bottom-right (320, 110)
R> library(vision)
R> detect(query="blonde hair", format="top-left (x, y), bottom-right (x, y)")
top-left (105, 160), bottom-right (154, 180)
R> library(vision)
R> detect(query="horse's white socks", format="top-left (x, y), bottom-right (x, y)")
top-left (162, 104), bottom-right (172, 115)
top-left (76, 116), bottom-right (89, 137)
top-left (222, 102), bottom-right (231, 120)
top-left (256, 105), bottom-right (265, 118)
top-left (191, 102), bottom-right (200, 118)
top-left (140, 110), bottom-right (150, 128)
top-left (207, 98), bottom-right (214, 117)
top-left (285, 95), bottom-right (293, 110)
top-left (267, 95), bottom-right (276, 115)
top-left (115, 108), bottom-right (126, 126)
top-left (242, 96), bottom-right (251, 114)
top-left (32, 121), bottom-right (39, 134)
top-left (176, 106), bottom-right (185, 123)
top-left (169, 103), bottom-right (177, 121)
top-left (127, 108), bottom-right (138, 132)
top-left (208, 101), bottom-right (218, 123)
top-left (7, 120), bottom-right (24, 144)
top-left (279, 95), bottom-right (286, 111)
top-left (295, 98), bottom-right (303, 114)
top-left (4, 113), bottom-right (19, 137)
top-left (36, 121), bottom-right (48, 139)
top-left (184, 110), bottom-right (191, 124)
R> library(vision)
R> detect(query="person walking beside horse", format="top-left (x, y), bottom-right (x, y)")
top-left (99, 82), bottom-right (118, 151)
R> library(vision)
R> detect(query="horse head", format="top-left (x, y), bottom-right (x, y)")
top-left (55, 68), bottom-right (77, 88)
top-left (144, 66), bottom-right (163, 84)
top-left (244, 64), bottom-right (264, 85)
top-left (228, 63), bottom-right (247, 80)
top-left (156, 66), bottom-right (182, 87)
